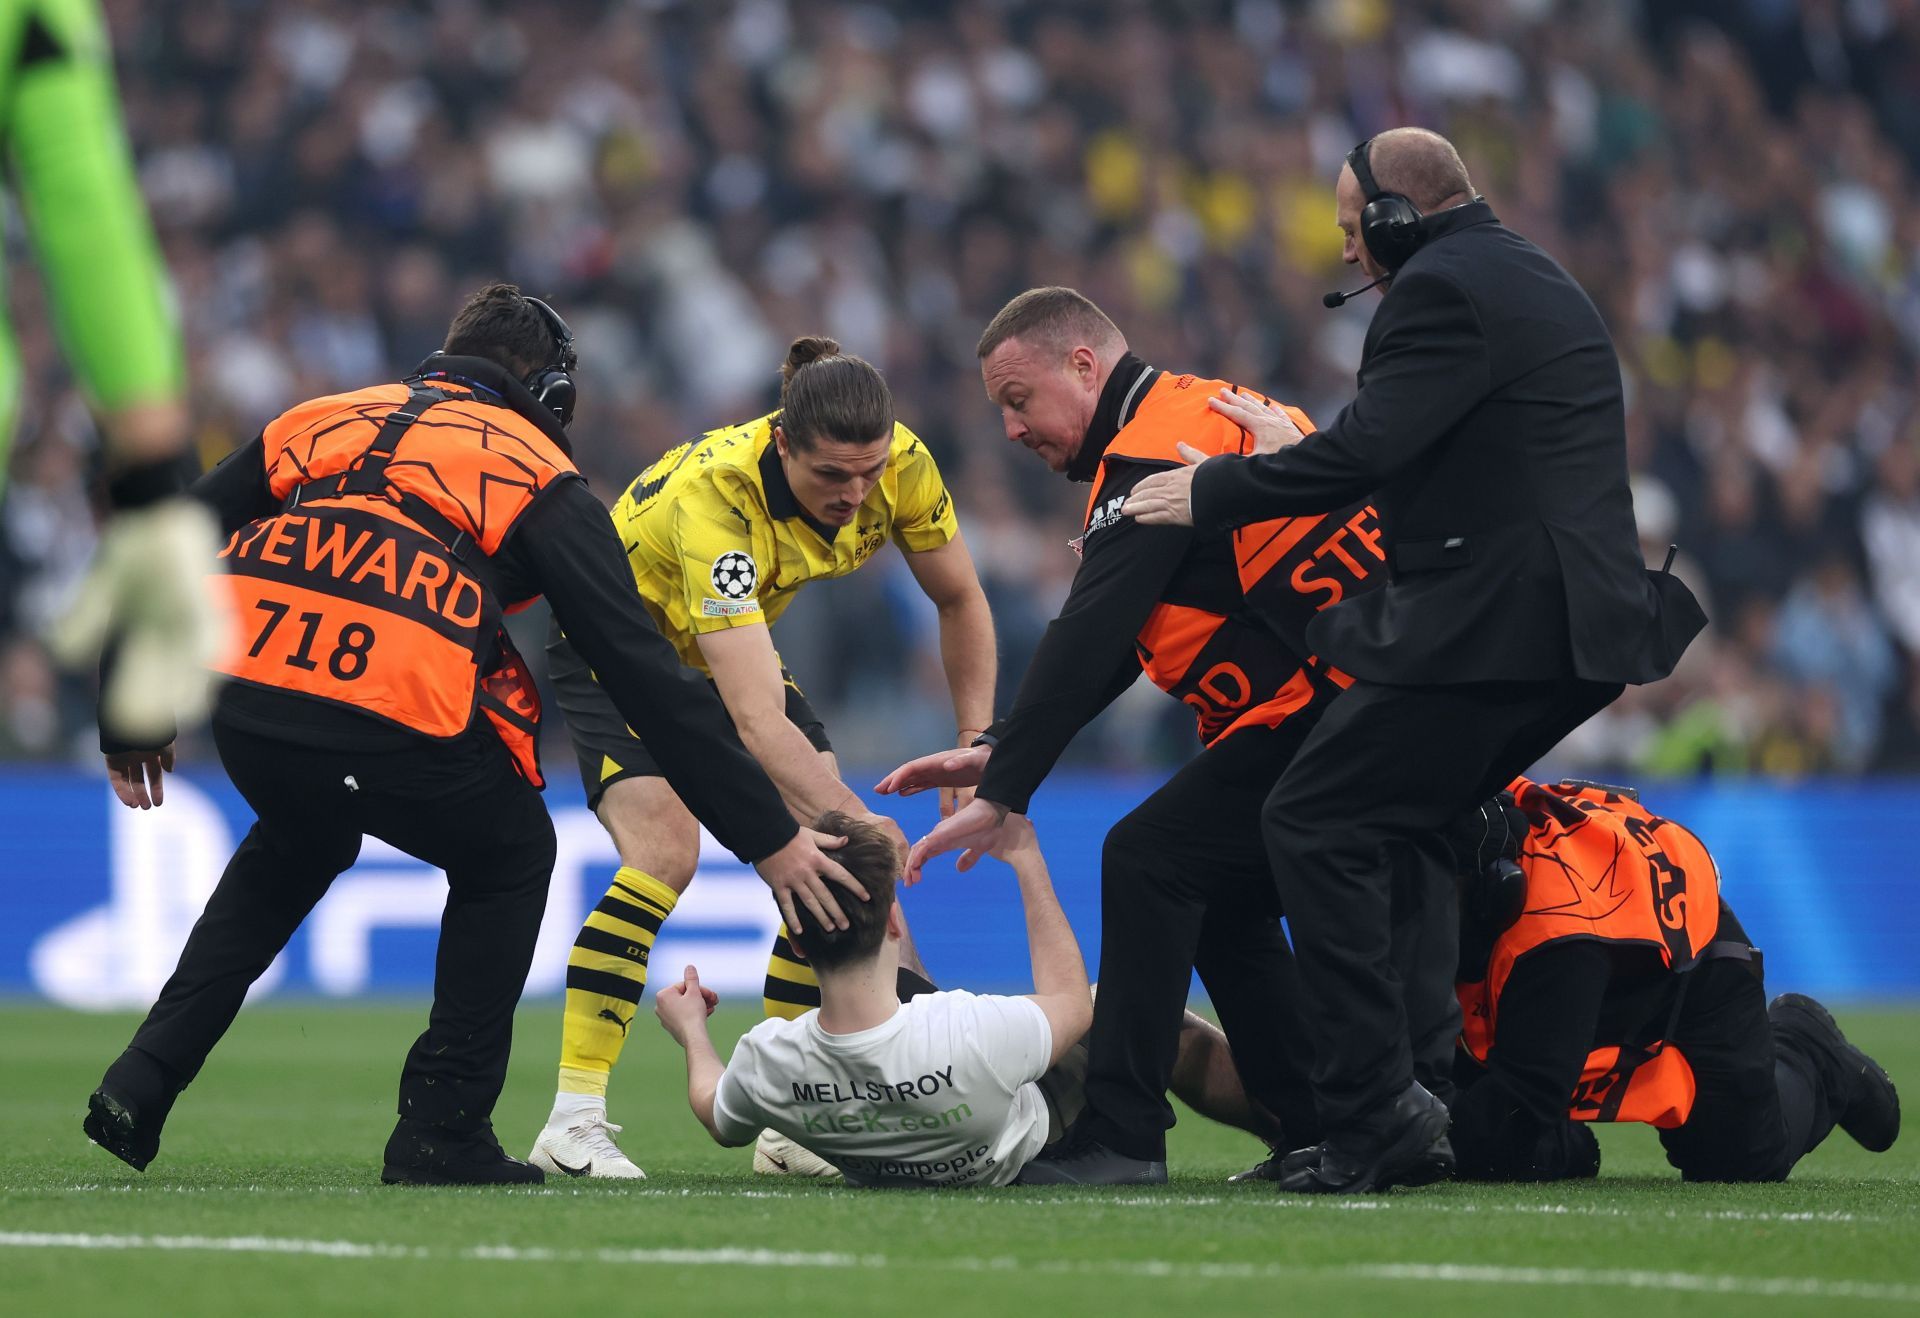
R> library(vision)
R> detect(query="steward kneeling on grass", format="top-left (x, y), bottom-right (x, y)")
top-left (654, 812), bottom-right (1286, 1187)
top-left (1440, 777), bottom-right (1901, 1183)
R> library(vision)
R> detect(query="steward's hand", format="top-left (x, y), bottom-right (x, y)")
top-left (754, 829), bottom-right (865, 935)
top-left (654, 964), bottom-right (719, 1044)
top-left (105, 743), bottom-right (175, 810)
top-left (1121, 446), bottom-right (1208, 526)
top-left (49, 501), bottom-right (232, 742)
top-left (905, 795), bottom-right (1011, 883)
top-left (1206, 388), bottom-right (1307, 453)
top-left (942, 732), bottom-right (986, 819)
top-left (875, 743), bottom-right (990, 798)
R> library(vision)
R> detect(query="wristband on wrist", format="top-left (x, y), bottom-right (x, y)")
top-left (969, 718), bottom-right (1008, 750)
top-left (107, 451), bottom-right (200, 510)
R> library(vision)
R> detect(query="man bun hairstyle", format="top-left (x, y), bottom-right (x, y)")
top-left (777, 335), bottom-right (894, 452)
top-left (789, 810), bottom-right (899, 973)
top-left (443, 282), bottom-right (560, 378)
top-left (976, 285), bottom-right (1123, 361)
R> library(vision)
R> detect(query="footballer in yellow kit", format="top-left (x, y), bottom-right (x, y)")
top-left (529, 337), bottom-right (997, 1180)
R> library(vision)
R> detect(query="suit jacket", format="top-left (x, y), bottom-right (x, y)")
top-left (1191, 202), bottom-right (1704, 686)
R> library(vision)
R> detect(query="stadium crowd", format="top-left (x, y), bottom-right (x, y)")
top-left (4, 0), bottom-right (1920, 776)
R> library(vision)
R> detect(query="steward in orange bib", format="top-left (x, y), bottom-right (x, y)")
top-left (1446, 777), bottom-right (1900, 1181)
top-left (83, 286), bottom-right (862, 1187)
top-left (884, 287), bottom-right (1457, 1184)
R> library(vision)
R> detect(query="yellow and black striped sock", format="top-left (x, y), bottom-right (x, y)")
top-left (557, 867), bottom-right (676, 1098)
top-left (762, 924), bottom-right (821, 1021)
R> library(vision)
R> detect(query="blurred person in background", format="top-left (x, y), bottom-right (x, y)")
top-left (7, 0), bottom-right (1920, 778)
top-left (529, 335), bottom-right (995, 1182)
top-left (0, 0), bottom-right (225, 746)
top-left (83, 285), bottom-right (859, 1186)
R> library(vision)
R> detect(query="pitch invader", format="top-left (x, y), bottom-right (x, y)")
top-left (529, 337), bottom-right (996, 1179)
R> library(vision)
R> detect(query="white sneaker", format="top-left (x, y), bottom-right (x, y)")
top-left (753, 1128), bottom-right (841, 1179)
top-left (528, 1113), bottom-right (647, 1180)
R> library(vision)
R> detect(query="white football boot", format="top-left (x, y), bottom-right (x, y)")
top-left (528, 1111), bottom-right (647, 1180)
top-left (753, 1128), bottom-right (841, 1179)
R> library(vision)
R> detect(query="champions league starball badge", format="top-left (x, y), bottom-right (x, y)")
top-left (710, 550), bottom-right (758, 601)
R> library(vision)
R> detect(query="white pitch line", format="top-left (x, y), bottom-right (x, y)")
top-left (45, 1182), bottom-right (1884, 1225)
top-left (3, 1231), bottom-right (1917, 1304)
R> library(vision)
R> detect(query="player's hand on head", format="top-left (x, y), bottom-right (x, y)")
top-left (874, 743), bottom-right (990, 798)
top-left (754, 829), bottom-right (865, 937)
top-left (905, 796), bottom-right (1011, 882)
top-left (1206, 387), bottom-right (1306, 454)
top-left (105, 743), bottom-right (176, 810)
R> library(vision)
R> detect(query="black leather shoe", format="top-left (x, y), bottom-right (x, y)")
top-left (1770, 993), bottom-right (1900, 1153)
top-left (1273, 1083), bottom-right (1454, 1194)
top-left (381, 1119), bottom-right (545, 1186)
top-left (1016, 1133), bottom-right (1168, 1186)
top-left (1228, 1147), bottom-right (1285, 1183)
top-left (83, 1050), bottom-right (180, 1172)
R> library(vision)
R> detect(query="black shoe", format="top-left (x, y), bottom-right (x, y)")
top-left (381, 1118), bottom-right (545, 1186)
top-left (1273, 1083), bottom-right (1454, 1194)
top-left (1016, 1130), bottom-right (1168, 1186)
top-left (1770, 993), bottom-right (1900, 1153)
top-left (1228, 1147), bottom-right (1286, 1184)
top-left (83, 1050), bottom-right (179, 1172)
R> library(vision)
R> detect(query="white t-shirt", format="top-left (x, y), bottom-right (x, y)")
top-left (711, 989), bottom-right (1054, 1188)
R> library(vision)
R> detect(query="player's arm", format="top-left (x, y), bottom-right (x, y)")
top-left (990, 816), bottom-right (1091, 1064)
top-left (516, 481), bottom-right (863, 932)
top-left (899, 531), bottom-right (997, 814)
top-left (698, 622), bottom-right (899, 844)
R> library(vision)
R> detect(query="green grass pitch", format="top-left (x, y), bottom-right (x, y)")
top-left (3, 1002), bottom-right (1917, 1316)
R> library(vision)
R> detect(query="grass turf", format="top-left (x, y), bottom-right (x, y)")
top-left (1, 1002), bottom-right (1916, 1317)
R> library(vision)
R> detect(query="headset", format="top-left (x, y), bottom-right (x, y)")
top-left (1346, 136), bottom-right (1429, 275)
top-left (518, 294), bottom-right (578, 429)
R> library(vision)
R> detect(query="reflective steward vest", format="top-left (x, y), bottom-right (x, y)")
top-left (1458, 777), bottom-right (1723, 1128)
top-left (211, 379), bottom-right (576, 784)
top-left (1087, 372), bottom-right (1386, 745)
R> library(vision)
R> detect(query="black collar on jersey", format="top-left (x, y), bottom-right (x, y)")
top-left (407, 354), bottom-right (576, 460)
top-left (759, 429), bottom-right (842, 543)
top-left (1068, 353), bottom-right (1161, 483)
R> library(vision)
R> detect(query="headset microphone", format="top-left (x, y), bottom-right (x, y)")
top-left (1323, 276), bottom-right (1387, 309)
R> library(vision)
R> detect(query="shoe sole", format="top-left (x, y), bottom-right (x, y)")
top-left (1772, 993), bottom-right (1901, 1153)
top-left (380, 1164), bottom-right (545, 1187)
top-left (1015, 1162), bottom-right (1169, 1187)
top-left (84, 1091), bottom-right (153, 1172)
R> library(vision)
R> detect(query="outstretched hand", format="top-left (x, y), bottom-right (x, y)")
top-left (874, 743), bottom-right (990, 798)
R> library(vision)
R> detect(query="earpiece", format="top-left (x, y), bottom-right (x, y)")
top-left (519, 295), bottom-right (578, 428)
top-left (1347, 138), bottom-right (1428, 274)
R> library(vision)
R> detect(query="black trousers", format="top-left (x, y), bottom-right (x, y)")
top-left (126, 716), bottom-right (557, 1131)
top-left (1262, 676), bottom-right (1621, 1132)
top-left (1079, 720), bottom-right (1460, 1162)
top-left (1450, 946), bottom-right (1844, 1182)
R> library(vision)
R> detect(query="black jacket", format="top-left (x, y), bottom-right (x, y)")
top-left (179, 356), bottom-right (799, 864)
top-left (1191, 202), bottom-right (1705, 686)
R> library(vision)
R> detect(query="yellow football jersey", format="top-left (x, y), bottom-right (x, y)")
top-left (606, 412), bottom-right (957, 672)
